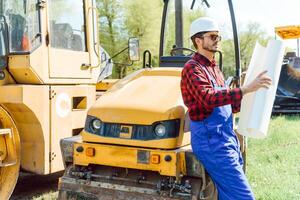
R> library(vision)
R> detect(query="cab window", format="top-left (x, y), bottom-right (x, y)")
top-left (48, 0), bottom-right (87, 52)
top-left (2, 0), bottom-right (42, 53)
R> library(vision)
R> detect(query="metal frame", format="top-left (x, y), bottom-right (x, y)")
top-left (158, 0), bottom-right (241, 84)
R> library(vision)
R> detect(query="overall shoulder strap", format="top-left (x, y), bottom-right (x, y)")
top-left (189, 60), bottom-right (218, 87)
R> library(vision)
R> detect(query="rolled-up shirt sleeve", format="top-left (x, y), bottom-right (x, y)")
top-left (231, 97), bottom-right (242, 113)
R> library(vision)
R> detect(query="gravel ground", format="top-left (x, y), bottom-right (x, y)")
top-left (10, 171), bottom-right (63, 200)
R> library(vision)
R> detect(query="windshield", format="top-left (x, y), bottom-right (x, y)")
top-left (0, 0), bottom-right (41, 53)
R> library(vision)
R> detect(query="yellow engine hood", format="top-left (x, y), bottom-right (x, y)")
top-left (88, 68), bottom-right (186, 125)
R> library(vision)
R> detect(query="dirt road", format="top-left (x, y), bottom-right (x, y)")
top-left (10, 171), bottom-right (63, 200)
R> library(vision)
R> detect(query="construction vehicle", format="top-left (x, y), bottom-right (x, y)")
top-left (273, 25), bottom-right (300, 113)
top-left (0, 0), bottom-right (137, 199)
top-left (58, 0), bottom-right (246, 199)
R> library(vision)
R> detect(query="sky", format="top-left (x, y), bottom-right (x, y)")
top-left (204, 0), bottom-right (300, 51)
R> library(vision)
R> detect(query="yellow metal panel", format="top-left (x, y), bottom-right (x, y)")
top-left (50, 85), bottom-right (96, 173)
top-left (74, 143), bottom-right (186, 177)
top-left (96, 79), bottom-right (119, 91)
top-left (9, 52), bottom-right (43, 84)
top-left (89, 68), bottom-right (184, 125)
top-left (0, 70), bottom-right (16, 86)
top-left (83, 67), bottom-right (190, 149)
top-left (8, 42), bottom-right (100, 84)
top-left (0, 85), bottom-right (49, 174)
top-left (49, 49), bottom-right (91, 78)
top-left (275, 25), bottom-right (300, 39)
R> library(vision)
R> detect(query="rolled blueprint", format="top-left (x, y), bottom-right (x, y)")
top-left (237, 40), bottom-right (285, 138)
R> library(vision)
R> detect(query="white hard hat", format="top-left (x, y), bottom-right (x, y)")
top-left (190, 17), bottom-right (220, 38)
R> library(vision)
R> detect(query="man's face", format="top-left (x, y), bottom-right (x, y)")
top-left (198, 31), bottom-right (221, 53)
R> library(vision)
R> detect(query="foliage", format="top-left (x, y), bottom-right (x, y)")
top-left (239, 22), bottom-right (271, 71)
top-left (97, 0), bottom-right (125, 78)
top-left (163, 4), bottom-right (204, 55)
top-left (123, 0), bottom-right (163, 75)
top-left (97, 0), bottom-right (163, 78)
top-left (97, 1), bottom-right (272, 80)
top-left (221, 22), bottom-right (271, 78)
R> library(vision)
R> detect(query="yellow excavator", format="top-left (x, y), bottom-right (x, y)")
top-left (273, 25), bottom-right (300, 113)
top-left (0, 0), bottom-right (137, 199)
top-left (58, 0), bottom-right (246, 199)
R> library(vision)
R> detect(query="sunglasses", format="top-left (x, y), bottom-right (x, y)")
top-left (201, 34), bottom-right (222, 42)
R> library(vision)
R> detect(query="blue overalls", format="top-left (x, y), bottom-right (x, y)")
top-left (190, 63), bottom-right (255, 200)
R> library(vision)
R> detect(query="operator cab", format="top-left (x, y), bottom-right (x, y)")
top-left (0, 0), bottom-right (87, 54)
top-left (0, 0), bottom-right (42, 54)
top-left (159, 0), bottom-right (241, 83)
top-left (0, 0), bottom-right (101, 83)
top-left (159, 0), bottom-right (200, 67)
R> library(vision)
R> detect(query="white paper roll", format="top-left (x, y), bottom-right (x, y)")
top-left (237, 40), bottom-right (285, 139)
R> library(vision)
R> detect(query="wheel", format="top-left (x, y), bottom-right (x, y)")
top-left (0, 106), bottom-right (21, 200)
top-left (189, 175), bottom-right (217, 200)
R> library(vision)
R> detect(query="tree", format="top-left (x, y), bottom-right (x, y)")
top-left (221, 22), bottom-right (270, 78)
top-left (97, 0), bottom-right (128, 78)
top-left (97, 0), bottom-right (121, 54)
top-left (97, 0), bottom-right (164, 78)
top-left (239, 22), bottom-right (270, 71)
top-left (124, 0), bottom-right (163, 74)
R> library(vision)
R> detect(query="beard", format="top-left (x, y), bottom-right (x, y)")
top-left (202, 42), bottom-right (218, 53)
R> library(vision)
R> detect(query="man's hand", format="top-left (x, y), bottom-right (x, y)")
top-left (241, 70), bottom-right (272, 95)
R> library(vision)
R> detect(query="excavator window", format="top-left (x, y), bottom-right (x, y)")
top-left (2, 0), bottom-right (41, 53)
top-left (48, 0), bottom-right (87, 52)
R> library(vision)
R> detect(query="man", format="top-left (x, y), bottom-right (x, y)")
top-left (180, 17), bottom-right (272, 199)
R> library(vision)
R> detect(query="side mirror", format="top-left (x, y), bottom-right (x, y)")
top-left (101, 51), bottom-right (107, 63)
top-left (0, 16), bottom-right (9, 71)
top-left (128, 37), bottom-right (140, 61)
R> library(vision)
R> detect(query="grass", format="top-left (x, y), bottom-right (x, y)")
top-left (247, 115), bottom-right (300, 200)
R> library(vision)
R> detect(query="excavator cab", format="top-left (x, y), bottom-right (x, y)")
top-left (58, 0), bottom-right (242, 199)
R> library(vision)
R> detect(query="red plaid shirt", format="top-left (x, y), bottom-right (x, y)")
top-left (181, 52), bottom-right (243, 121)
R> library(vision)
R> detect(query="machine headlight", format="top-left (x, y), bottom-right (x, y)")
top-left (85, 115), bottom-right (104, 135)
top-left (154, 123), bottom-right (166, 137)
top-left (91, 119), bottom-right (101, 132)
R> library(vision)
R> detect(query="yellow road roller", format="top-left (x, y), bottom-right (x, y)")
top-left (0, 0), bottom-right (129, 199)
top-left (58, 0), bottom-right (246, 199)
